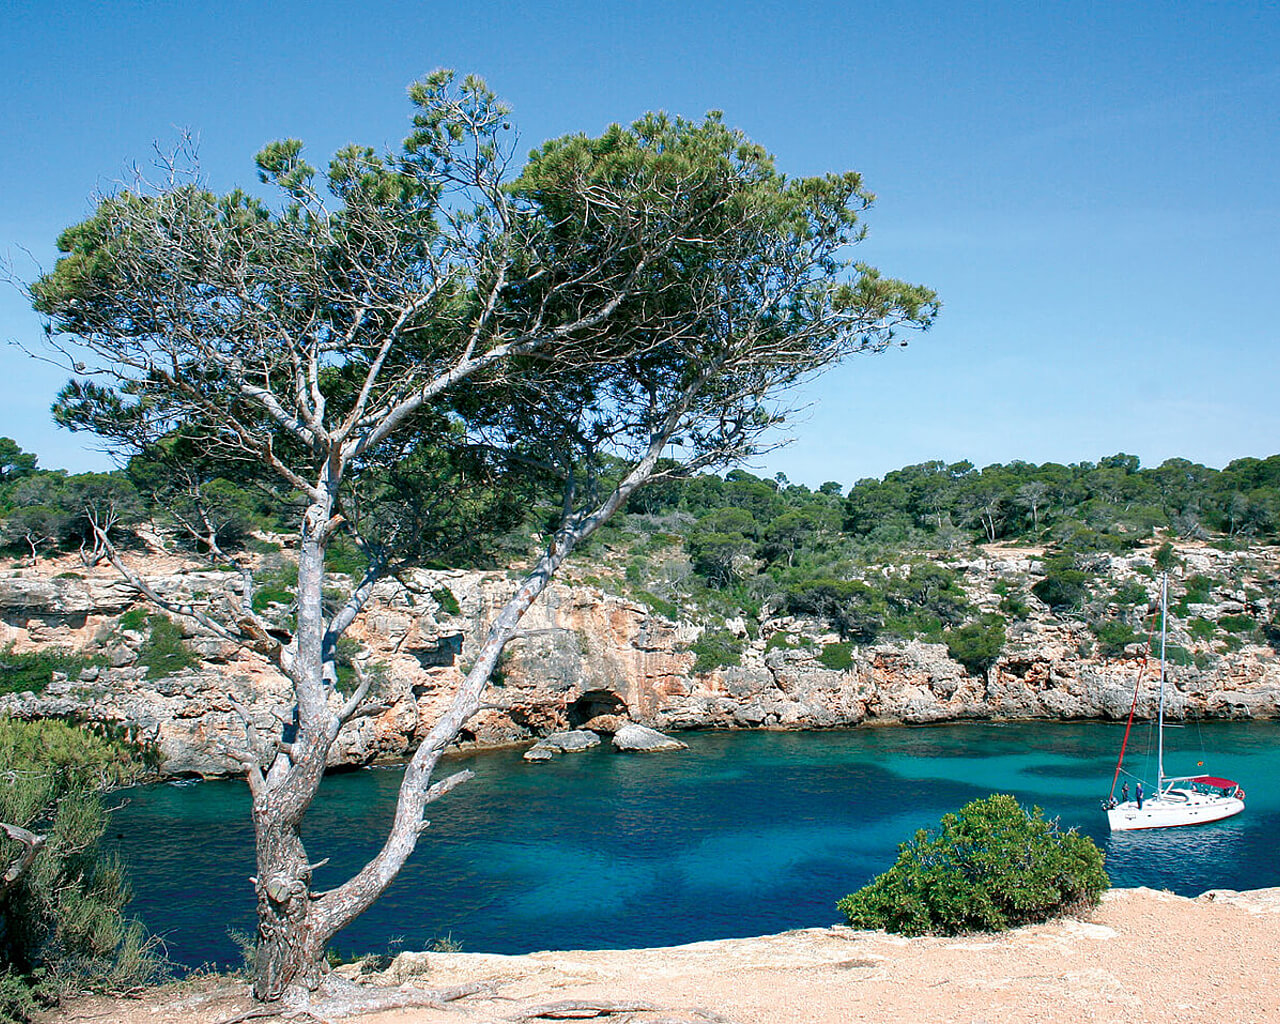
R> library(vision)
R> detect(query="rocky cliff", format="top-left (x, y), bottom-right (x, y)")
top-left (2, 542), bottom-right (1277, 776)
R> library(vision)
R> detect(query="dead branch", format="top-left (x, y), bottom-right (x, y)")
top-left (1, 821), bottom-right (46, 889)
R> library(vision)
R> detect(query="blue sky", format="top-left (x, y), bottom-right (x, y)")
top-left (2, 0), bottom-right (1276, 488)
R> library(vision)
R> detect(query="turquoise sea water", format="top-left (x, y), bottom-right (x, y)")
top-left (107, 721), bottom-right (1280, 970)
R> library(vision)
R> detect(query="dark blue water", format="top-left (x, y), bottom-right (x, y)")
top-left (107, 721), bottom-right (1280, 970)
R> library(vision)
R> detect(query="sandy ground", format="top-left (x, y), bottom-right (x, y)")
top-left (52, 887), bottom-right (1280, 1024)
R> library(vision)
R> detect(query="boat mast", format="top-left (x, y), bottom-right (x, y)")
top-left (1157, 572), bottom-right (1168, 791)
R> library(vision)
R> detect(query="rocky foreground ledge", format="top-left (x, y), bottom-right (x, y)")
top-left (54, 887), bottom-right (1280, 1024)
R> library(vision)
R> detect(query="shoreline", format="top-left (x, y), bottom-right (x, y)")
top-left (149, 713), bottom-right (1266, 782)
top-left (53, 886), bottom-right (1280, 1024)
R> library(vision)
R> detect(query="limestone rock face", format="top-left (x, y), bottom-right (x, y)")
top-left (2, 541), bottom-right (1279, 777)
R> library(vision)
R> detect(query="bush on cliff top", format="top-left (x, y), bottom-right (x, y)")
top-left (837, 793), bottom-right (1108, 936)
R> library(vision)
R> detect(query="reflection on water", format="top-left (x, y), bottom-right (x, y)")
top-left (1105, 811), bottom-right (1267, 894)
top-left (107, 720), bottom-right (1280, 971)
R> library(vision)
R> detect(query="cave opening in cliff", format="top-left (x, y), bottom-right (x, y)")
top-left (567, 689), bottom-right (628, 728)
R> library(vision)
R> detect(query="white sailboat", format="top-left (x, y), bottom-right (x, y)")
top-left (1105, 573), bottom-right (1245, 832)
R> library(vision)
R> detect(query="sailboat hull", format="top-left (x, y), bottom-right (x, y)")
top-left (1107, 790), bottom-right (1244, 831)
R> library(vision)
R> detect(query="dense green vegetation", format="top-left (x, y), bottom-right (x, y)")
top-left (134, 615), bottom-right (201, 681)
top-left (0, 719), bottom-right (162, 1022)
top-left (608, 457), bottom-right (1280, 668)
top-left (0, 647), bottom-right (105, 698)
top-left (9, 439), bottom-right (1278, 567)
top-left (5, 437), bottom-right (1280, 677)
top-left (844, 454), bottom-right (1280, 545)
top-left (836, 794), bottom-right (1108, 936)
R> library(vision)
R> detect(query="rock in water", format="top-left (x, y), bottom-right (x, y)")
top-left (542, 729), bottom-right (602, 752)
top-left (612, 723), bottom-right (688, 753)
top-left (523, 730), bottom-right (601, 762)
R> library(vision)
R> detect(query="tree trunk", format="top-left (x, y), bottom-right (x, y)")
top-left (244, 445), bottom-right (671, 1000)
top-left (252, 816), bottom-right (325, 1000)
top-left (249, 498), bottom-right (340, 1001)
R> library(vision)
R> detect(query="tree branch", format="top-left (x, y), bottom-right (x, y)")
top-left (1, 822), bottom-right (46, 890)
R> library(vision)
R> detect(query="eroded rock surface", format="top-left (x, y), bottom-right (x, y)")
top-left (2, 542), bottom-right (1278, 776)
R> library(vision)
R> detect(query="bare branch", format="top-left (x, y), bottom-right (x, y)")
top-left (1, 822), bottom-right (46, 890)
top-left (425, 769), bottom-right (474, 805)
top-left (227, 694), bottom-right (269, 796)
top-left (92, 525), bottom-right (244, 646)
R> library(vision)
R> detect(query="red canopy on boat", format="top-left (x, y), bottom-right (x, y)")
top-left (1191, 775), bottom-right (1238, 788)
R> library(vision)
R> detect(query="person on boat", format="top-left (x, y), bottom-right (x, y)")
top-left (1136, 782), bottom-right (1143, 809)
top-left (1121, 782), bottom-right (1129, 804)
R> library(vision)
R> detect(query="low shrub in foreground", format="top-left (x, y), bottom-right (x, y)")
top-left (0, 718), bottom-right (164, 1022)
top-left (837, 793), bottom-right (1108, 936)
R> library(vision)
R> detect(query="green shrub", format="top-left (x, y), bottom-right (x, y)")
top-left (116, 607), bottom-right (148, 632)
top-left (687, 628), bottom-right (742, 674)
top-left (1031, 570), bottom-right (1088, 611)
top-left (324, 539), bottom-right (369, 577)
top-left (1111, 581), bottom-right (1149, 608)
top-left (883, 609), bottom-right (945, 643)
top-left (634, 590), bottom-right (679, 620)
top-left (0, 719), bottom-right (164, 1021)
top-left (818, 641), bottom-right (853, 671)
top-left (249, 560), bottom-right (299, 613)
top-left (1218, 614), bottom-right (1256, 634)
top-left (765, 630), bottom-right (798, 653)
top-left (998, 592), bottom-right (1030, 619)
top-left (330, 636), bottom-right (362, 696)
top-left (944, 617), bottom-right (1006, 677)
top-left (431, 586), bottom-right (461, 616)
top-left (1153, 542), bottom-right (1178, 570)
top-left (1183, 574), bottom-right (1215, 602)
top-left (251, 584), bottom-right (295, 612)
top-left (0, 646), bottom-right (105, 697)
top-left (1055, 523), bottom-right (1130, 555)
top-left (641, 532), bottom-right (683, 552)
top-left (1090, 619), bottom-right (1142, 657)
top-left (1187, 616), bottom-right (1216, 641)
top-left (836, 794), bottom-right (1108, 936)
top-left (1163, 644), bottom-right (1194, 667)
top-left (135, 614), bottom-right (201, 680)
top-left (245, 536), bottom-right (283, 555)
